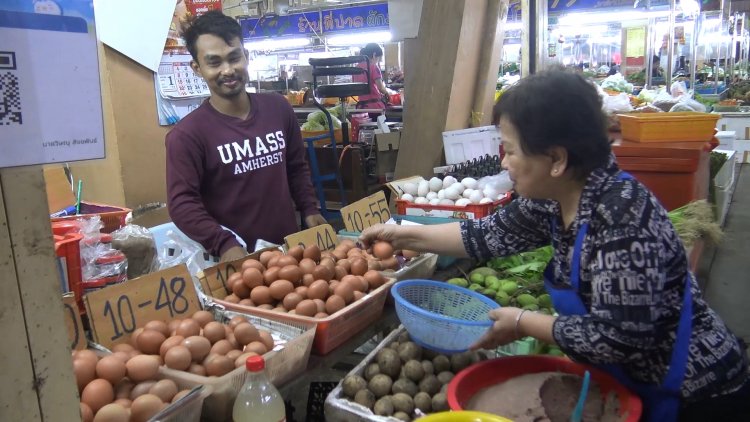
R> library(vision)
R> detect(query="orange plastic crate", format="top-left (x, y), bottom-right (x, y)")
top-left (396, 191), bottom-right (513, 219)
top-left (51, 201), bottom-right (130, 233)
top-left (302, 128), bottom-right (344, 146)
top-left (617, 112), bottom-right (719, 143)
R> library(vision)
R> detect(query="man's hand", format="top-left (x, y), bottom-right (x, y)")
top-left (220, 246), bottom-right (247, 262)
top-left (304, 214), bottom-right (327, 228)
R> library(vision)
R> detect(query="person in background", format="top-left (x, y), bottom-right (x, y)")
top-left (354, 43), bottom-right (389, 109)
top-left (652, 55), bottom-right (665, 77)
top-left (165, 11), bottom-right (326, 262)
top-left (360, 68), bottom-right (749, 422)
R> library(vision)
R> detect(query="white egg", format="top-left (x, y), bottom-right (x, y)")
top-left (483, 187), bottom-right (499, 199)
top-left (426, 191), bottom-right (438, 201)
top-left (439, 199), bottom-right (455, 206)
top-left (455, 198), bottom-right (472, 207)
top-left (428, 177), bottom-right (443, 193)
top-left (417, 180), bottom-right (430, 197)
top-left (452, 183), bottom-right (465, 194)
top-left (462, 188), bottom-right (474, 199)
top-left (479, 197), bottom-right (493, 204)
top-left (461, 177), bottom-right (478, 189)
top-left (429, 198), bottom-right (441, 205)
top-left (400, 193), bottom-right (414, 202)
top-left (469, 190), bottom-right (484, 204)
top-left (437, 189), bottom-right (445, 200)
top-left (402, 182), bottom-right (418, 196)
top-left (442, 176), bottom-right (457, 189)
top-left (414, 197), bottom-right (429, 204)
top-left (444, 186), bottom-right (461, 200)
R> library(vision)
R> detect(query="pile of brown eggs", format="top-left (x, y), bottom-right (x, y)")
top-left (75, 311), bottom-right (275, 421)
top-left (222, 241), bottom-right (413, 317)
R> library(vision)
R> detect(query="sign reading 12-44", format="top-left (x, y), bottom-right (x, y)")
top-left (0, 10), bottom-right (104, 168)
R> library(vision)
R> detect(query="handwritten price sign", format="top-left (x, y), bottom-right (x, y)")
top-left (84, 264), bottom-right (201, 348)
top-left (197, 248), bottom-right (276, 299)
top-left (63, 293), bottom-right (86, 351)
top-left (340, 191), bottom-right (391, 233)
top-left (284, 223), bottom-right (337, 251)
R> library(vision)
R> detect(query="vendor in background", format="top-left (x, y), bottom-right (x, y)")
top-left (354, 43), bottom-right (389, 109)
top-left (652, 55), bottom-right (665, 77)
top-left (360, 68), bottom-right (749, 422)
top-left (166, 11), bottom-right (326, 262)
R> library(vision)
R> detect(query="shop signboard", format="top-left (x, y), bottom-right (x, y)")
top-left (240, 3), bottom-right (389, 40)
top-left (0, 8), bottom-right (104, 168)
top-left (548, 0), bottom-right (668, 12)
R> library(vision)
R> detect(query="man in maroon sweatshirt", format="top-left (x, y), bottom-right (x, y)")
top-left (166, 11), bottom-right (326, 262)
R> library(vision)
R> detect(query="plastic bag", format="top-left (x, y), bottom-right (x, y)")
top-left (477, 172), bottom-right (513, 197)
top-left (670, 80), bottom-right (688, 97)
top-left (158, 230), bottom-right (217, 276)
top-left (669, 93), bottom-right (707, 113)
top-left (111, 224), bottom-right (159, 279)
top-left (603, 93), bottom-right (634, 114)
top-left (78, 216), bottom-right (128, 285)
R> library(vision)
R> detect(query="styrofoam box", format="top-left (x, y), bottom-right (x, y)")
top-left (716, 112), bottom-right (750, 139)
top-left (735, 140), bottom-right (750, 163)
top-left (715, 131), bottom-right (736, 151)
top-left (442, 126), bottom-right (501, 165)
top-left (713, 150), bottom-right (736, 228)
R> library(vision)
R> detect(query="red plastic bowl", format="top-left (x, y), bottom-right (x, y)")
top-left (447, 355), bottom-right (642, 422)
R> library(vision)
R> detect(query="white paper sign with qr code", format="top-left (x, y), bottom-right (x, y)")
top-left (0, 10), bottom-right (104, 168)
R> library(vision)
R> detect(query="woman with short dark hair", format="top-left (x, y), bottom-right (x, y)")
top-left (353, 43), bottom-right (389, 109)
top-left (361, 68), bottom-right (749, 422)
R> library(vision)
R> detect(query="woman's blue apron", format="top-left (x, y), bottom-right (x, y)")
top-left (543, 172), bottom-right (693, 422)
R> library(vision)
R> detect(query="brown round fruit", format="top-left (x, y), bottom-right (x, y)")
top-left (263, 267), bottom-right (280, 285)
top-left (241, 259), bottom-right (265, 272)
top-left (182, 336), bottom-right (211, 362)
top-left (269, 279), bottom-right (295, 300)
top-left (202, 321), bottom-right (226, 344)
top-left (302, 244), bottom-right (321, 261)
top-left (164, 345), bottom-right (192, 371)
top-left (176, 319), bottom-right (201, 338)
top-left (373, 242), bottom-right (394, 259)
top-left (325, 295), bottom-right (347, 315)
top-left (283, 292), bottom-right (304, 310)
top-left (295, 299), bottom-right (317, 317)
top-left (233, 323), bottom-right (260, 346)
top-left (159, 335), bottom-right (185, 359)
top-left (191, 310), bottom-right (214, 327)
top-left (250, 286), bottom-right (273, 305)
top-left (307, 279), bottom-right (329, 301)
top-left (242, 268), bottom-right (264, 289)
top-left (288, 245), bottom-right (304, 261)
top-left (136, 329), bottom-right (166, 355)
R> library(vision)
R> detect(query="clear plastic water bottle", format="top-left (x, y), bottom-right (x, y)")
top-left (232, 355), bottom-right (286, 422)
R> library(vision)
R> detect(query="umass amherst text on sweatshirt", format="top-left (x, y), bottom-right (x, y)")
top-left (166, 93), bottom-right (319, 256)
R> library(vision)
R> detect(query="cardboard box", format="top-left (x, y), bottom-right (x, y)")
top-left (375, 132), bottom-right (401, 182)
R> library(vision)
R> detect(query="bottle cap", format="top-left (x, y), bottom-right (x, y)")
top-left (246, 355), bottom-right (265, 372)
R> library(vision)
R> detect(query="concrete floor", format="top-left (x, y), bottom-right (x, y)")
top-left (704, 163), bottom-right (750, 346)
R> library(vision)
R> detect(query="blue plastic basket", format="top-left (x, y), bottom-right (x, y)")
top-left (391, 280), bottom-right (500, 354)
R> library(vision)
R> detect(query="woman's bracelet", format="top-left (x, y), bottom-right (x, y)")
top-left (514, 309), bottom-right (528, 339)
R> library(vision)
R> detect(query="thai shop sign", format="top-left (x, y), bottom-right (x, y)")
top-left (548, 0), bottom-right (668, 12)
top-left (240, 3), bottom-right (389, 39)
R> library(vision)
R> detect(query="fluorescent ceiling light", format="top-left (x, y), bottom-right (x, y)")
top-left (245, 38), bottom-right (311, 51)
top-left (326, 31), bottom-right (392, 46)
top-left (557, 10), bottom-right (671, 26)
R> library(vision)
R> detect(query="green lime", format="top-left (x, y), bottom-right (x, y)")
top-left (517, 294), bottom-right (538, 307)
top-left (538, 293), bottom-right (552, 308)
top-left (447, 278), bottom-right (469, 288)
top-left (501, 281), bottom-right (518, 295)
top-left (470, 273), bottom-right (485, 285)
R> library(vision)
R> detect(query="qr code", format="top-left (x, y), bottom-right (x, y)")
top-left (0, 51), bottom-right (22, 126)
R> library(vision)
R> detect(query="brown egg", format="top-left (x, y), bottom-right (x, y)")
top-left (81, 378), bottom-right (114, 413)
top-left (129, 381), bottom-right (157, 400)
top-left (227, 332), bottom-right (239, 349)
top-left (113, 398), bottom-right (132, 409)
top-left (126, 355), bottom-right (159, 383)
top-left (159, 335), bottom-right (185, 359)
top-left (353, 291), bottom-right (366, 301)
top-left (93, 403), bottom-right (129, 422)
top-left (311, 265), bottom-right (332, 282)
top-left (167, 319), bottom-right (182, 335)
top-left (258, 250), bottom-right (277, 267)
top-left (326, 295), bottom-right (347, 315)
top-left (149, 379), bottom-right (178, 403)
top-left (295, 299), bottom-right (317, 317)
top-left (111, 351), bottom-right (130, 363)
top-left (298, 258), bottom-right (316, 275)
top-left (302, 244), bottom-right (321, 262)
top-left (143, 320), bottom-right (170, 337)
top-left (244, 341), bottom-right (268, 355)
top-left (226, 349), bottom-right (242, 361)
top-left (346, 247), bottom-right (362, 258)
top-left (114, 379), bottom-right (134, 400)
top-left (232, 279), bottom-right (251, 299)
top-left (130, 394), bottom-right (163, 422)
top-left (182, 335), bottom-right (211, 362)
top-left (349, 258), bottom-right (368, 276)
top-left (210, 339), bottom-right (234, 356)
top-left (239, 298), bottom-right (255, 307)
top-left (172, 389), bottom-right (192, 403)
top-left (307, 280), bottom-right (329, 301)
top-left (80, 402), bottom-right (94, 422)
top-left (188, 363), bottom-right (206, 376)
top-left (136, 330), bottom-right (165, 355)
top-left (242, 268), bottom-right (264, 289)
top-left (164, 345), bottom-right (192, 371)
top-left (233, 323), bottom-right (260, 346)
top-left (258, 304), bottom-right (275, 310)
top-left (328, 280), bottom-right (339, 296)
top-left (282, 292), bottom-right (305, 311)
top-left (279, 265), bottom-right (302, 285)
top-left (364, 270), bottom-right (385, 290)
top-left (272, 306), bottom-right (287, 313)
top-left (312, 299), bottom-right (326, 314)
top-left (267, 255), bottom-right (281, 268)
top-left (373, 241), bottom-right (394, 259)
top-left (314, 312), bottom-right (329, 318)
top-left (340, 275), bottom-right (365, 292)
top-left (334, 266), bottom-right (348, 280)
top-left (175, 319), bottom-right (201, 338)
top-left (288, 245), bottom-right (304, 261)
top-left (278, 255), bottom-right (299, 267)
top-left (234, 352), bottom-right (258, 368)
top-left (302, 274), bottom-right (315, 287)
top-left (241, 258), bottom-right (265, 272)
top-left (96, 355), bottom-right (127, 385)
top-left (130, 328), bottom-right (144, 348)
top-left (380, 256), bottom-right (399, 270)
top-left (340, 239), bottom-right (357, 249)
top-left (223, 294), bottom-right (240, 304)
top-left (250, 286), bottom-right (273, 305)
top-left (202, 321), bottom-right (226, 344)
top-left (332, 248), bottom-right (348, 260)
top-left (294, 286), bottom-right (309, 298)
top-left (334, 283), bottom-right (355, 304)
top-left (263, 267), bottom-right (280, 285)
top-left (228, 315), bottom-right (246, 329)
top-left (320, 258), bottom-right (336, 273)
top-left (111, 343), bottom-right (135, 355)
top-left (73, 356), bottom-right (97, 392)
top-left (269, 279), bottom-right (295, 301)
top-left (258, 330), bottom-right (275, 351)
top-left (204, 355), bottom-right (234, 376)
top-left (227, 272), bottom-right (241, 292)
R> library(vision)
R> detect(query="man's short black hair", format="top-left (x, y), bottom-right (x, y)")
top-left (492, 67), bottom-right (611, 179)
top-left (183, 11), bottom-right (242, 62)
